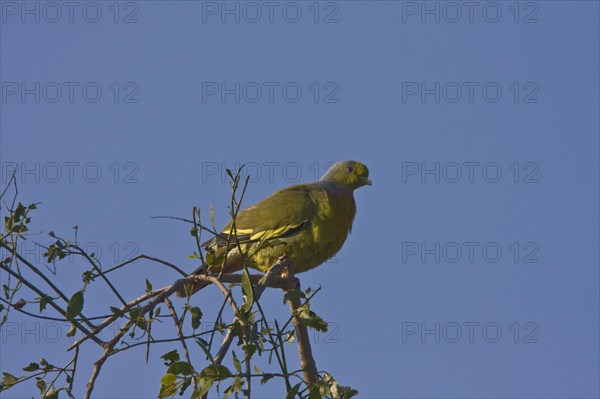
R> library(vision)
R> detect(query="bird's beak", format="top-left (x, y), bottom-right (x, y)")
top-left (362, 176), bottom-right (373, 186)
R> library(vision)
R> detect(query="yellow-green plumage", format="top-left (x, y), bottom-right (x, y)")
top-left (179, 160), bottom-right (371, 296)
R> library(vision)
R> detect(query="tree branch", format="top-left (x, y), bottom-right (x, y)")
top-left (0, 259), bottom-right (105, 347)
top-left (164, 297), bottom-right (197, 389)
top-left (285, 262), bottom-right (319, 387)
top-left (68, 270), bottom-right (294, 350)
top-left (83, 258), bottom-right (294, 399)
top-left (213, 256), bottom-right (291, 366)
top-left (1, 243), bottom-right (98, 331)
top-left (89, 254), bottom-right (187, 278)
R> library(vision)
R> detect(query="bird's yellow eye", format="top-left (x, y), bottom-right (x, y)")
top-left (346, 166), bottom-right (354, 173)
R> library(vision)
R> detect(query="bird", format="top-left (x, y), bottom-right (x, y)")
top-left (177, 160), bottom-right (371, 297)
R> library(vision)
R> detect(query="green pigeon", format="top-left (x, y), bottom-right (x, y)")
top-left (178, 160), bottom-right (371, 296)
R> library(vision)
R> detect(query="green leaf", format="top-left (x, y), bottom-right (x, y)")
top-left (129, 306), bottom-right (147, 331)
top-left (223, 376), bottom-right (244, 399)
top-left (338, 385), bottom-right (359, 399)
top-left (308, 386), bottom-right (323, 399)
top-left (65, 291), bottom-right (84, 321)
top-left (209, 203), bottom-right (215, 229)
top-left (243, 343), bottom-right (257, 360)
top-left (13, 298), bottom-right (26, 310)
top-left (241, 269), bottom-right (253, 313)
top-left (167, 361), bottom-right (193, 376)
top-left (22, 362), bottom-right (39, 372)
top-left (158, 373), bottom-right (179, 399)
top-left (295, 304), bottom-right (328, 332)
top-left (178, 378), bottom-right (191, 396)
top-left (161, 373), bottom-right (176, 386)
top-left (38, 295), bottom-right (49, 312)
top-left (260, 373), bottom-right (274, 384)
top-left (14, 202), bottom-right (26, 219)
top-left (283, 289), bottom-right (306, 304)
top-left (110, 306), bottom-right (124, 317)
top-left (199, 364), bottom-right (233, 382)
top-left (232, 351), bottom-right (241, 373)
top-left (39, 358), bottom-right (55, 372)
top-left (43, 388), bottom-right (59, 399)
top-left (4, 215), bottom-right (13, 232)
top-left (223, 384), bottom-right (234, 399)
top-left (44, 245), bottom-right (59, 263)
top-left (82, 271), bottom-right (94, 284)
top-left (285, 330), bottom-right (295, 344)
top-left (66, 324), bottom-right (76, 337)
top-left (286, 383), bottom-right (302, 399)
top-left (145, 279), bottom-right (152, 292)
top-left (11, 224), bottom-right (28, 233)
top-left (190, 306), bottom-right (202, 330)
top-left (0, 304), bottom-right (4, 312)
top-left (1, 372), bottom-right (18, 388)
top-left (193, 377), bottom-right (213, 397)
top-left (36, 379), bottom-right (47, 394)
top-left (160, 350), bottom-right (180, 365)
top-left (195, 338), bottom-right (215, 364)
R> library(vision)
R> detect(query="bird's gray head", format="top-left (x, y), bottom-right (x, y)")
top-left (320, 161), bottom-right (372, 190)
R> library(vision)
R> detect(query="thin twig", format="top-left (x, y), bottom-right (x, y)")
top-left (111, 330), bottom-right (212, 352)
top-left (0, 260), bottom-right (105, 347)
top-left (69, 346), bottom-right (79, 397)
top-left (84, 275), bottom-right (219, 398)
top-left (213, 256), bottom-right (290, 366)
top-left (192, 206), bottom-right (207, 266)
top-left (202, 275), bottom-right (242, 318)
top-left (71, 245), bottom-right (129, 307)
top-left (145, 309), bottom-right (153, 363)
top-left (208, 296), bottom-right (230, 352)
top-left (1, 243), bottom-right (97, 331)
top-left (273, 319), bottom-right (294, 392)
top-left (212, 317), bottom-right (238, 372)
top-left (149, 215), bottom-right (220, 236)
top-left (245, 332), bottom-right (251, 399)
top-left (69, 272), bottom-right (292, 350)
top-left (164, 297), bottom-right (197, 388)
top-left (89, 254), bottom-right (187, 278)
top-left (0, 170), bottom-right (17, 200)
top-left (68, 287), bottom-right (166, 350)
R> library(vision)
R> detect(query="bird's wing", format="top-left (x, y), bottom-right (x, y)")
top-left (205, 184), bottom-right (319, 248)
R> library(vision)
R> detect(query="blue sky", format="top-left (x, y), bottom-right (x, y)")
top-left (1, 1), bottom-right (598, 398)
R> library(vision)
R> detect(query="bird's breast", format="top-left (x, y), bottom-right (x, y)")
top-left (302, 186), bottom-right (356, 269)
